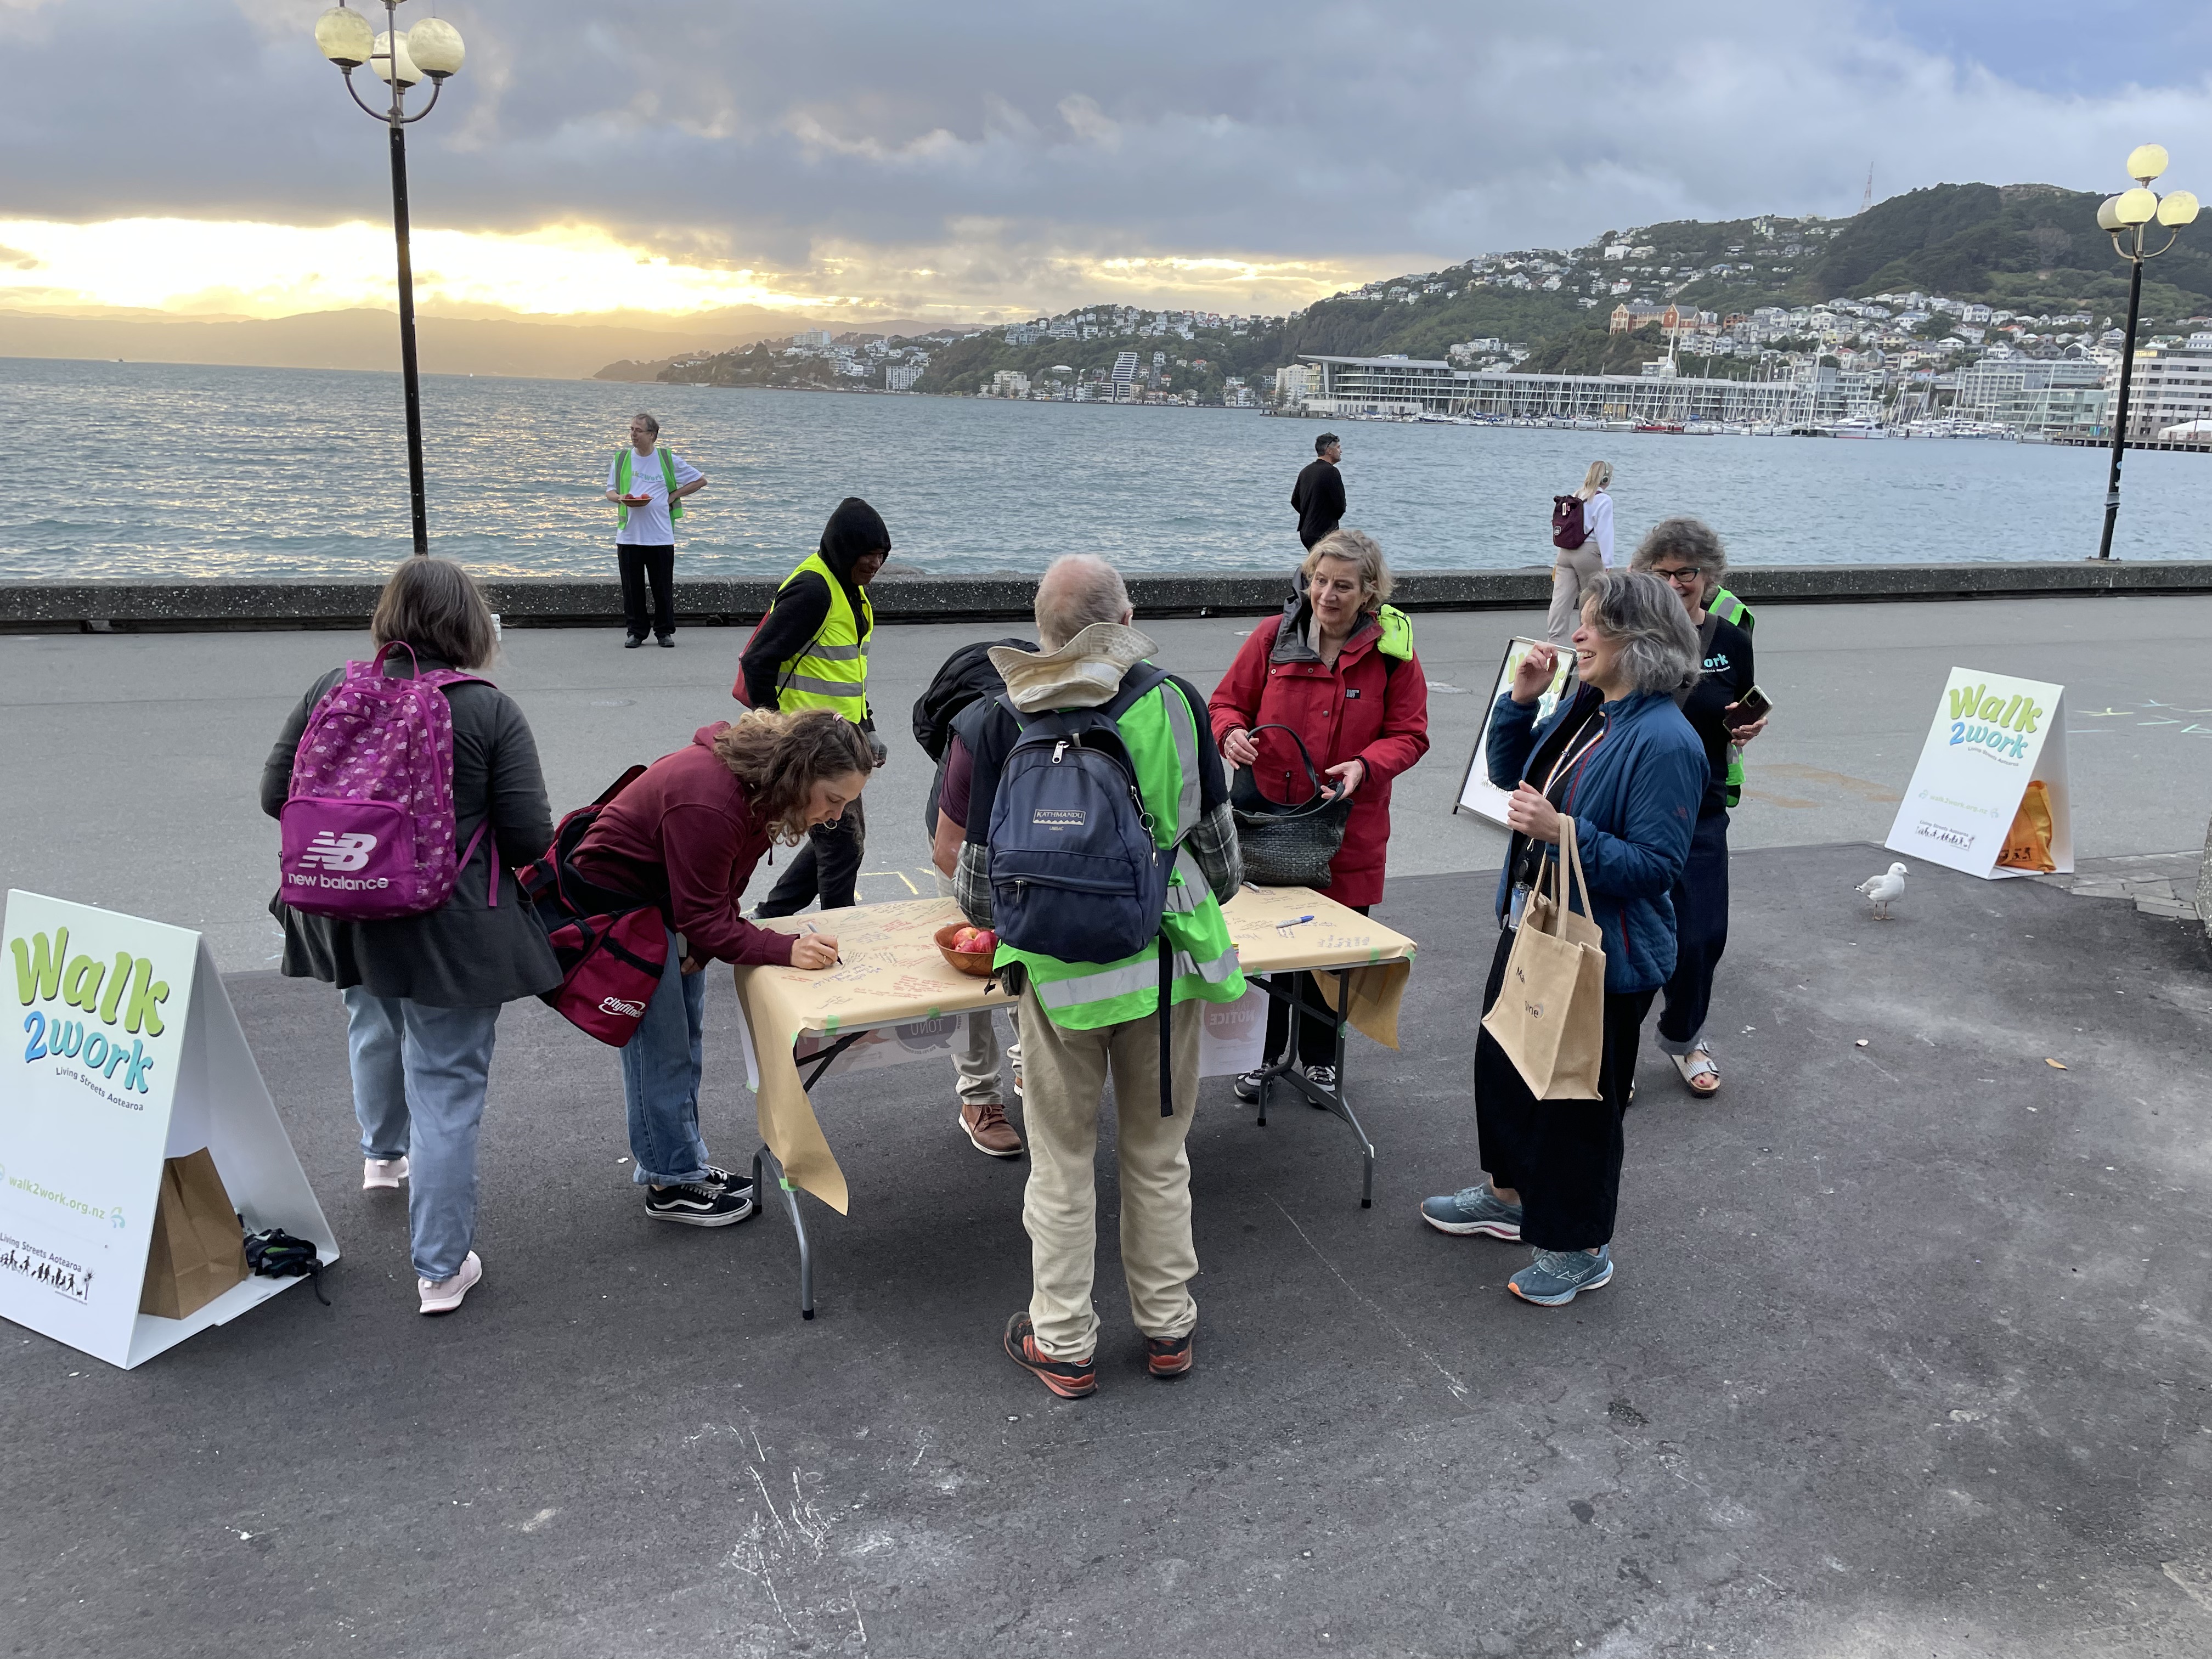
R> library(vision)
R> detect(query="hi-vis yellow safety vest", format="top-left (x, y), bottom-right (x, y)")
top-left (770, 550), bottom-right (872, 723)
top-left (612, 446), bottom-right (684, 529)
top-left (998, 676), bottom-right (1246, 1030)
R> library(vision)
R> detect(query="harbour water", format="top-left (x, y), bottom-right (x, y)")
top-left (2, 355), bottom-right (2202, 581)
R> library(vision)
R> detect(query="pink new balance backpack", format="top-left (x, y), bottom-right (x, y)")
top-left (278, 643), bottom-right (498, 921)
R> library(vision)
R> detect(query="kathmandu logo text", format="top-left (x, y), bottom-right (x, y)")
top-left (298, 832), bottom-right (377, 871)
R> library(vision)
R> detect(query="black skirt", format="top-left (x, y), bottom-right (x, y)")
top-left (1472, 927), bottom-right (1655, 1252)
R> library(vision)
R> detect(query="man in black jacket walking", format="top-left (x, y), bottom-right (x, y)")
top-left (1291, 433), bottom-right (1345, 550)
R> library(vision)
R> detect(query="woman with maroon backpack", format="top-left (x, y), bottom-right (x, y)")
top-left (261, 558), bottom-right (559, 1317)
top-left (568, 708), bottom-right (872, 1227)
top-left (1546, 460), bottom-right (1615, 647)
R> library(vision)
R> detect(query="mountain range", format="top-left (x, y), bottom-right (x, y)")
top-left (0, 303), bottom-right (888, 381)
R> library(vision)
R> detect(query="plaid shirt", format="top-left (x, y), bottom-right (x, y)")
top-left (956, 800), bottom-right (1242, 930)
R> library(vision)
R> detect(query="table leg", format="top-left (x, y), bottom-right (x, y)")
top-left (753, 1143), bottom-right (815, 1319)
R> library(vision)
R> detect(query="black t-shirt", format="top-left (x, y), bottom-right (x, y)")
top-left (1675, 613), bottom-right (1754, 811)
top-left (964, 674), bottom-right (1229, 847)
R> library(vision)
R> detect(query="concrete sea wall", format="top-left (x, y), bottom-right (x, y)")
top-left (6, 561), bottom-right (2212, 631)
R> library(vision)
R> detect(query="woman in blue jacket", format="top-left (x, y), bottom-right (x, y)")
top-left (1423, 571), bottom-right (1708, 1306)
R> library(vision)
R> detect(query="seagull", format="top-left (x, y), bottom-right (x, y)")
top-left (1857, 861), bottom-right (1908, 921)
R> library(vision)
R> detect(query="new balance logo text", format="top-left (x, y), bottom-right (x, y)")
top-left (298, 831), bottom-right (379, 871)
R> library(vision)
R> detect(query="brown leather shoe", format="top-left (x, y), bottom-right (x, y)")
top-left (960, 1101), bottom-right (1024, 1158)
top-left (1144, 1329), bottom-right (1194, 1379)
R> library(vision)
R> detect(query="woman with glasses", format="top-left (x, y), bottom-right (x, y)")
top-left (1629, 518), bottom-right (1766, 1099)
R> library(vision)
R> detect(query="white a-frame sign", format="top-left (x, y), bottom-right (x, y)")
top-left (1884, 669), bottom-right (2073, 880)
top-left (2, 891), bottom-right (337, 1368)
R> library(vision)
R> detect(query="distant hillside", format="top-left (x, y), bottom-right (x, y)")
top-left (0, 306), bottom-right (827, 379)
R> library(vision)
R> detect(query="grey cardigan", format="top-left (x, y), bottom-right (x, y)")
top-left (259, 655), bottom-right (562, 1008)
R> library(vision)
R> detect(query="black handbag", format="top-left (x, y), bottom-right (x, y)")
top-left (1231, 724), bottom-right (1354, 889)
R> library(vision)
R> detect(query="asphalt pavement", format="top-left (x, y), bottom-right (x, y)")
top-left (4, 596), bottom-right (2212, 1657)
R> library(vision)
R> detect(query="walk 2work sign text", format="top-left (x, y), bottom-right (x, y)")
top-left (2, 891), bottom-right (336, 1368)
top-left (1885, 668), bottom-right (2072, 880)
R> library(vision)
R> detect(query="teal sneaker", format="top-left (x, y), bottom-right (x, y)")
top-left (1420, 1183), bottom-right (1523, 1239)
top-left (1508, 1246), bottom-right (1614, 1306)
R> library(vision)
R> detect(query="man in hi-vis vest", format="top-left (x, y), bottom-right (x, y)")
top-left (603, 411), bottom-right (706, 648)
top-left (954, 556), bottom-right (1245, 1399)
top-left (743, 498), bottom-right (891, 915)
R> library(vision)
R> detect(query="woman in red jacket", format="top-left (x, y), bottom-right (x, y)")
top-left (1209, 528), bottom-right (1430, 1097)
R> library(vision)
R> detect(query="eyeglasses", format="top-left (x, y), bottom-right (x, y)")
top-left (1649, 567), bottom-right (1702, 586)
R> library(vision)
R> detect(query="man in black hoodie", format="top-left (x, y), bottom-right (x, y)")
top-left (744, 498), bottom-right (892, 915)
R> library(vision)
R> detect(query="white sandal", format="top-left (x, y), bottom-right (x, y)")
top-left (1672, 1049), bottom-right (1720, 1098)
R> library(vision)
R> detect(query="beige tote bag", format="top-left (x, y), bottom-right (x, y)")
top-left (1481, 816), bottom-right (1607, 1099)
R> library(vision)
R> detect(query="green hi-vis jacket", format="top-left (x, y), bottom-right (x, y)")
top-left (1707, 586), bottom-right (1756, 808)
top-left (999, 677), bottom-right (1245, 1031)
top-left (770, 549), bottom-right (872, 723)
top-left (613, 446), bottom-right (685, 529)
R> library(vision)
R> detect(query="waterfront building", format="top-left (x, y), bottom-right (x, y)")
top-left (1950, 358), bottom-right (2109, 440)
top-left (1110, 351), bottom-right (1139, 398)
top-left (2110, 347), bottom-right (2212, 441)
top-left (1296, 354), bottom-right (1811, 426)
top-left (885, 364), bottom-right (922, 391)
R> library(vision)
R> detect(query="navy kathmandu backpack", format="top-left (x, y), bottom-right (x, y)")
top-left (986, 665), bottom-right (1177, 965)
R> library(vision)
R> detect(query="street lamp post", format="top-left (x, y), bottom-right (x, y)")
top-left (2093, 145), bottom-right (2198, 561)
top-left (312, 3), bottom-right (466, 557)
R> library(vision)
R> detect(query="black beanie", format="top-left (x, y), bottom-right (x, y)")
top-left (819, 496), bottom-right (891, 578)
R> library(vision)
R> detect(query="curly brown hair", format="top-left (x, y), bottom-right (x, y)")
top-left (712, 709), bottom-right (876, 842)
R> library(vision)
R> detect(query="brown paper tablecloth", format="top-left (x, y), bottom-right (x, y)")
top-left (733, 887), bottom-right (1417, 1212)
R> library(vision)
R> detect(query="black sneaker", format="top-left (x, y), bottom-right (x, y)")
top-left (656, 635), bottom-right (675, 648)
top-left (702, 1165), bottom-right (756, 1203)
top-left (645, 1181), bottom-right (756, 1227)
top-left (1232, 1069), bottom-right (1266, 1102)
top-left (624, 635), bottom-right (644, 649)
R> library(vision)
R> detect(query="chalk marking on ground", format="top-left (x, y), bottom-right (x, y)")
top-left (1271, 1197), bottom-right (1469, 1401)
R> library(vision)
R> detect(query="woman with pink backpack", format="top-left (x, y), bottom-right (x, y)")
top-left (261, 558), bottom-right (560, 1317)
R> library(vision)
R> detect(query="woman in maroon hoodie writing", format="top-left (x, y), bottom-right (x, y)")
top-left (572, 708), bottom-right (875, 1226)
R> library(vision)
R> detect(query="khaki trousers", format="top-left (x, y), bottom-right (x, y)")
top-left (1017, 980), bottom-right (1201, 1359)
top-left (1547, 544), bottom-right (1604, 647)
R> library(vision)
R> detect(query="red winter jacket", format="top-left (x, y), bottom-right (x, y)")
top-left (1207, 602), bottom-right (1430, 907)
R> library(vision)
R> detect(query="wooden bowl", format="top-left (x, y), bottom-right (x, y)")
top-left (934, 922), bottom-right (996, 978)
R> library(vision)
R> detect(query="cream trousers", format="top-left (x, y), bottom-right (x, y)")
top-left (1547, 543), bottom-right (1605, 647)
top-left (1016, 980), bottom-right (1201, 1359)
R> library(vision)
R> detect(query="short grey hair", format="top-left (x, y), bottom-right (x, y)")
top-left (631, 411), bottom-right (660, 435)
top-left (1582, 569), bottom-right (1700, 696)
top-left (1302, 528), bottom-right (1394, 608)
top-left (1034, 554), bottom-right (1131, 649)
top-left (1630, 516), bottom-right (1728, 596)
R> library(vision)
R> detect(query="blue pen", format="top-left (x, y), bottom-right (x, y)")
top-left (1279, 915), bottom-right (1314, 928)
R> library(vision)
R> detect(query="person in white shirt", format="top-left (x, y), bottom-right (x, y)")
top-left (1545, 460), bottom-right (1615, 647)
top-left (603, 412), bottom-right (706, 649)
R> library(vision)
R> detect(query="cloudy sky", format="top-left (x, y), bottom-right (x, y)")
top-left (3, 0), bottom-right (2208, 323)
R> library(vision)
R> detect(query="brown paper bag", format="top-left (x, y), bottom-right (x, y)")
top-left (1995, 779), bottom-right (2057, 874)
top-left (139, 1149), bottom-right (247, 1320)
top-left (1480, 817), bottom-right (1607, 1099)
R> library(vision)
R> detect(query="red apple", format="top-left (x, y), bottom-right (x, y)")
top-left (973, 929), bottom-right (997, 952)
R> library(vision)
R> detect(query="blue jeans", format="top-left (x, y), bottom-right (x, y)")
top-left (339, 989), bottom-right (501, 1283)
top-left (622, 932), bottom-right (713, 1186)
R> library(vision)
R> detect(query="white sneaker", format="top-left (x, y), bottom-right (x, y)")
top-left (363, 1156), bottom-right (409, 1190)
top-left (417, 1251), bottom-right (482, 1314)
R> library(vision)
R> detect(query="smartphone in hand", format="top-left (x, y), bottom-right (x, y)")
top-left (1723, 685), bottom-right (1774, 730)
